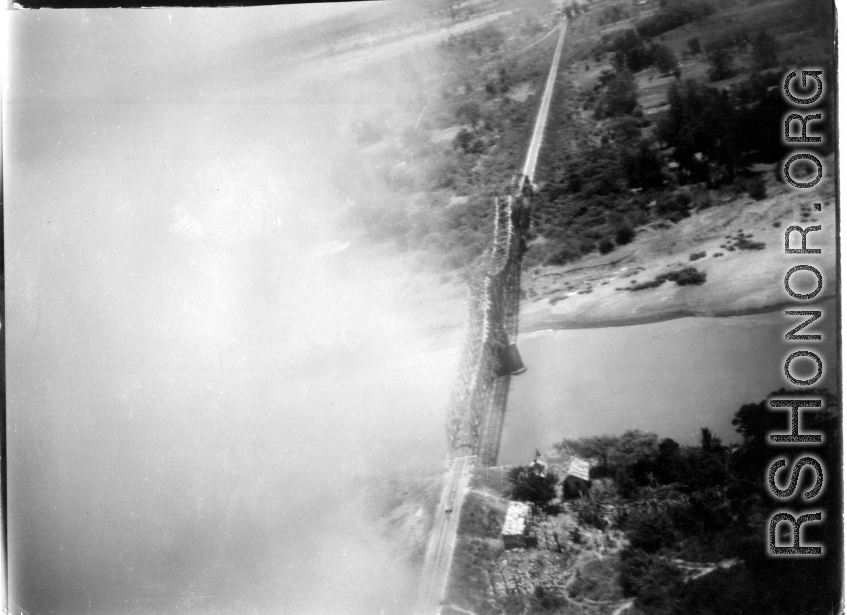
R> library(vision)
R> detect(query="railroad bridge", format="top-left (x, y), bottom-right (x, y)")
top-left (446, 176), bottom-right (530, 466)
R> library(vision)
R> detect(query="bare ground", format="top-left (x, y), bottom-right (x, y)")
top-left (520, 160), bottom-right (836, 332)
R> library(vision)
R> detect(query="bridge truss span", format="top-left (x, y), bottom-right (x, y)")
top-left (446, 183), bottom-right (529, 465)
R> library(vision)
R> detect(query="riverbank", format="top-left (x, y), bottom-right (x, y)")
top-left (519, 161), bottom-right (836, 333)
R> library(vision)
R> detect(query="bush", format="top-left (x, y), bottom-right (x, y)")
top-left (457, 492), bottom-right (506, 539)
top-left (661, 266), bottom-right (707, 286)
top-left (746, 175), bottom-right (767, 200)
top-left (676, 566), bottom-right (757, 615)
top-left (569, 557), bottom-right (625, 601)
top-left (627, 278), bottom-right (666, 291)
top-left (628, 514), bottom-right (675, 553)
top-left (652, 43), bottom-right (678, 74)
top-left (734, 236), bottom-right (765, 250)
top-left (689, 251), bottom-right (706, 261)
top-left (752, 29), bottom-right (779, 70)
top-left (615, 226), bottom-right (636, 245)
top-left (599, 4), bottom-right (628, 25)
top-left (619, 548), bottom-right (683, 606)
top-left (507, 466), bottom-right (559, 506)
top-left (530, 586), bottom-right (567, 612)
top-left (656, 190), bottom-right (692, 220)
top-left (572, 492), bottom-right (608, 529)
top-left (707, 48), bottom-right (736, 82)
top-left (598, 239), bottom-right (616, 254)
top-left (455, 101), bottom-right (482, 127)
top-left (611, 30), bottom-right (653, 73)
top-left (623, 141), bottom-right (664, 189)
top-left (636, 1), bottom-right (716, 38)
top-left (687, 36), bottom-right (702, 55)
top-left (594, 70), bottom-right (638, 119)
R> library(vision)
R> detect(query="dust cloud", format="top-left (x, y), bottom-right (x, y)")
top-left (5, 5), bottom-right (462, 614)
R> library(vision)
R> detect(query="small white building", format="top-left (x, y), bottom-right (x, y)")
top-left (501, 501), bottom-right (533, 549)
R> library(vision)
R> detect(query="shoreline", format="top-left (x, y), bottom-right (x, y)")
top-left (517, 168), bottom-right (836, 337)
top-left (517, 292), bottom-right (837, 334)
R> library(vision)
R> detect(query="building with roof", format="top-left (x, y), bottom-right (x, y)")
top-left (562, 456), bottom-right (592, 499)
top-left (501, 501), bottom-right (534, 549)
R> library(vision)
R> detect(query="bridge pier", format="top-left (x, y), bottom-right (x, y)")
top-left (507, 343), bottom-right (526, 375)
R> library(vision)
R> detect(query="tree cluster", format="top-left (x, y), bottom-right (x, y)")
top-left (635, 0), bottom-right (716, 38)
top-left (441, 24), bottom-right (507, 57)
top-left (506, 464), bottom-right (559, 507)
top-left (558, 388), bottom-right (841, 615)
top-left (604, 30), bottom-right (679, 75)
top-left (658, 72), bottom-right (790, 185)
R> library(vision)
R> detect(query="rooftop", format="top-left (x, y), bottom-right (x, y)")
top-left (566, 457), bottom-right (591, 481)
top-left (502, 501), bottom-right (531, 536)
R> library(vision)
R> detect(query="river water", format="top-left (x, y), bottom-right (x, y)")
top-left (500, 298), bottom-right (837, 465)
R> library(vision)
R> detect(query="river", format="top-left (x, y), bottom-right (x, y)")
top-left (500, 298), bottom-right (837, 465)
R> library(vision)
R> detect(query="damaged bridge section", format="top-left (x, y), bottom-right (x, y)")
top-left (446, 179), bottom-right (530, 467)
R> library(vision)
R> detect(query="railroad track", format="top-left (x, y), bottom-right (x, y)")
top-left (414, 456), bottom-right (472, 615)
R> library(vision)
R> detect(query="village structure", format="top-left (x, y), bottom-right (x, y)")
top-left (501, 501), bottom-right (534, 550)
top-left (500, 453), bottom-right (594, 551)
top-left (562, 456), bottom-right (591, 499)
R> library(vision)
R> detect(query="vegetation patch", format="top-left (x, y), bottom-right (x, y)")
top-left (624, 266), bottom-right (707, 291)
top-left (569, 556), bottom-right (625, 602)
top-left (458, 492), bottom-right (507, 539)
top-left (446, 489), bottom-right (506, 615)
top-left (550, 387), bottom-right (840, 615)
top-left (663, 266), bottom-right (707, 285)
top-left (626, 278), bottom-right (667, 292)
top-left (721, 230), bottom-right (766, 251)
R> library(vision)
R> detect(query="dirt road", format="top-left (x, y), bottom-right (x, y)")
top-left (414, 456), bottom-right (473, 615)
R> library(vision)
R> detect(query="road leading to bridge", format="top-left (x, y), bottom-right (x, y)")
top-left (414, 456), bottom-right (472, 615)
top-left (415, 15), bottom-right (570, 615)
top-left (521, 17), bottom-right (569, 187)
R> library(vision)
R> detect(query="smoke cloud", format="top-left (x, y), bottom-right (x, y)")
top-left (6, 4), bottom-right (461, 614)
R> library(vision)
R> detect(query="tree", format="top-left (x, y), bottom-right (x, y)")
top-left (699, 427), bottom-right (715, 452)
top-left (615, 226), bottom-right (635, 245)
top-left (687, 36), bottom-right (702, 55)
top-left (628, 514), bottom-right (675, 553)
top-left (612, 30), bottom-right (652, 73)
top-left (595, 70), bottom-right (638, 118)
top-left (572, 492), bottom-right (608, 529)
top-left (609, 430), bottom-right (659, 468)
top-left (507, 465), bottom-right (559, 506)
top-left (653, 438), bottom-right (683, 484)
top-left (610, 116), bottom-right (642, 142)
top-left (453, 128), bottom-right (474, 152)
top-left (619, 548), bottom-right (683, 607)
top-left (651, 43), bottom-right (678, 74)
top-left (659, 79), bottom-right (745, 183)
top-left (731, 388), bottom-right (837, 482)
top-left (476, 24), bottom-right (506, 53)
top-left (707, 48), bottom-right (735, 82)
top-left (623, 140), bottom-right (664, 189)
top-left (751, 29), bottom-right (778, 70)
top-left (455, 102), bottom-right (482, 128)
